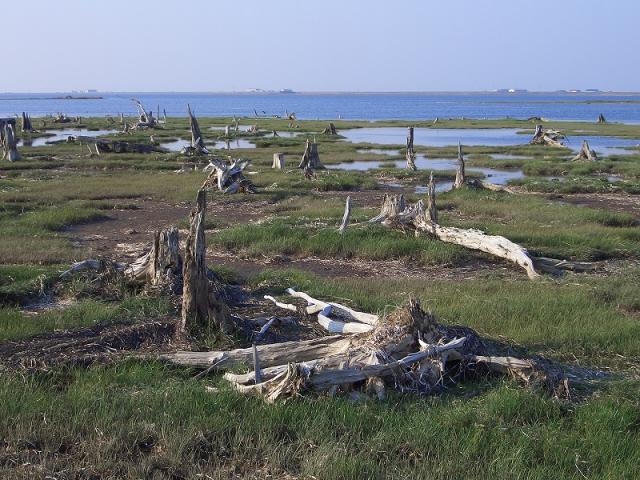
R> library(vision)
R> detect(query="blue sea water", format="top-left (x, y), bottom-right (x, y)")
top-left (1, 91), bottom-right (639, 122)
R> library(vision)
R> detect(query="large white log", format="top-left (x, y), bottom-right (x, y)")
top-left (286, 288), bottom-right (379, 325)
top-left (317, 306), bottom-right (374, 334)
top-left (433, 225), bottom-right (540, 279)
top-left (159, 335), bottom-right (352, 369)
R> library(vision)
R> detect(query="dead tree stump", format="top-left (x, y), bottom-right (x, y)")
top-left (126, 227), bottom-right (183, 293)
top-left (178, 189), bottom-right (233, 339)
top-left (1, 118), bottom-right (20, 162)
top-left (272, 152), bottom-right (285, 169)
top-left (132, 98), bottom-right (156, 129)
top-left (572, 140), bottom-right (597, 161)
top-left (454, 142), bottom-right (466, 189)
top-left (187, 104), bottom-right (208, 154)
top-left (299, 138), bottom-right (324, 176)
top-left (21, 112), bottom-right (33, 132)
top-left (406, 126), bottom-right (417, 170)
top-left (530, 125), bottom-right (564, 147)
top-left (427, 172), bottom-right (437, 226)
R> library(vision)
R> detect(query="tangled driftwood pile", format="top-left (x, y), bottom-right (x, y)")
top-left (162, 294), bottom-right (568, 402)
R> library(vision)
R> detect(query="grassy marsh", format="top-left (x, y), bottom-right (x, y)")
top-left (1, 116), bottom-right (640, 478)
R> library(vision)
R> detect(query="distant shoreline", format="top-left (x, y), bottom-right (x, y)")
top-left (1, 91), bottom-right (640, 96)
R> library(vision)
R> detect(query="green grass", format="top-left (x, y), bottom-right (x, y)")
top-left (0, 360), bottom-right (637, 479)
top-left (0, 296), bottom-right (172, 342)
top-left (438, 188), bottom-right (640, 260)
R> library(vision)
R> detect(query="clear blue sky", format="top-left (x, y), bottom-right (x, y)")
top-left (4, 0), bottom-right (638, 92)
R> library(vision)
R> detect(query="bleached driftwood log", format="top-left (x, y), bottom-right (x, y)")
top-left (371, 191), bottom-right (596, 278)
top-left (371, 192), bottom-right (540, 279)
top-left (530, 124), bottom-right (565, 147)
top-left (272, 152), bottom-right (285, 169)
top-left (264, 287), bottom-right (378, 333)
top-left (285, 287), bottom-right (379, 325)
top-left (161, 335), bottom-right (352, 369)
top-left (571, 140), bottom-right (597, 161)
top-left (178, 189), bottom-right (233, 338)
top-left (1, 118), bottom-right (20, 161)
top-left (406, 126), bottom-right (416, 171)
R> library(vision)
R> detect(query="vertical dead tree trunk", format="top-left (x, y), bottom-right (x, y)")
top-left (427, 172), bottom-right (437, 227)
top-left (1, 119), bottom-right (20, 162)
top-left (406, 126), bottom-right (416, 170)
top-left (21, 112), bottom-right (33, 132)
top-left (178, 189), bottom-right (233, 339)
top-left (272, 153), bottom-right (285, 169)
top-left (572, 140), bottom-right (597, 161)
top-left (454, 142), bottom-right (466, 189)
top-left (187, 104), bottom-right (208, 154)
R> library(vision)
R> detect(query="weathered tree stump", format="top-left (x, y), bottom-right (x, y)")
top-left (406, 126), bottom-right (417, 170)
top-left (1, 118), bottom-right (20, 162)
top-left (454, 142), bottom-right (466, 189)
top-left (272, 153), bottom-right (285, 169)
top-left (299, 138), bottom-right (324, 176)
top-left (132, 98), bottom-right (156, 129)
top-left (126, 226), bottom-right (183, 293)
top-left (21, 112), bottom-right (33, 133)
top-left (178, 189), bottom-right (234, 339)
top-left (571, 140), bottom-right (597, 161)
top-left (530, 124), bottom-right (564, 147)
top-left (187, 104), bottom-right (208, 155)
top-left (321, 123), bottom-right (337, 135)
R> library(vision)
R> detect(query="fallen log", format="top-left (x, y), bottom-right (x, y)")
top-left (160, 335), bottom-right (351, 369)
top-left (371, 193), bottom-right (540, 279)
top-left (95, 139), bottom-right (163, 154)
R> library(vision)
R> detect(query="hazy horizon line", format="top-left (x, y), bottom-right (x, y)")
top-left (2, 89), bottom-right (640, 95)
